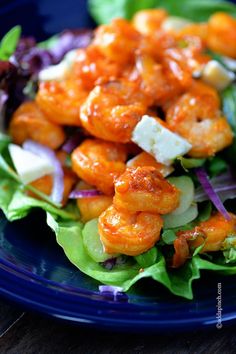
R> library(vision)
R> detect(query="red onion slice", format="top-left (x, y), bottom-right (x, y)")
top-left (23, 140), bottom-right (64, 204)
top-left (69, 189), bottom-right (102, 199)
top-left (99, 285), bottom-right (123, 297)
top-left (62, 132), bottom-right (82, 154)
top-left (195, 170), bottom-right (236, 203)
top-left (195, 167), bottom-right (231, 221)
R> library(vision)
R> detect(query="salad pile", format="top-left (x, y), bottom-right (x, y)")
top-left (1, 0), bottom-right (236, 299)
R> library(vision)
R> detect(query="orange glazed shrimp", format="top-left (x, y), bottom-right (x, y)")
top-left (98, 205), bottom-right (163, 256)
top-left (36, 79), bottom-right (88, 126)
top-left (172, 212), bottom-right (236, 268)
top-left (132, 53), bottom-right (187, 104)
top-left (207, 12), bottom-right (236, 58)
top-left (80, 81), bottom-right (149, 143)
top-left (70, 46), bottom-right (122, 90)
top-left (93, 18), bottom-right (141, 65)
top-left (177, 24), bottom-right (208, 43)
top-left (113, 167), bottom-right (180, 214)
top-left (28, 168), bottom-right (77, 206)
top-left (132, 9), bottom-right (168, 35)
top-left (189, 212), bottom-right (236, 253)
top-left (76, 182), bottom-right (112, 223)
top-left (71, 139), bottom-right (127, 195)
top-left (9, 101), bottom-right (65, 149)
top-left (127, 152), bottom-right (173, 177)
top-left (165, 80), bottom-right (233, 157)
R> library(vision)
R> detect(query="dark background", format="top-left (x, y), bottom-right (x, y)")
top-left (0, 0), bottom-right (95, 40)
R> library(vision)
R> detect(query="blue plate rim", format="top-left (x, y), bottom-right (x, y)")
top-left (1, 252), bottom-right (236, 331)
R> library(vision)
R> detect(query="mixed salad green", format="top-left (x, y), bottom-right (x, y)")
top-left (1, 0), bottom-right (236, 299)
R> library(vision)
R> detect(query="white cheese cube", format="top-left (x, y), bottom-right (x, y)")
top-left (38, 62), bottom-right (68, 81)
top-left (39, 49), bottom-right (78, 81)
top-left (9, 144), bottom-right (54, 184)
top-left (202, 60), bottom-right (235, 91)
top-left (161, 16), bottom-right (192, 32)
top-left (131, 116), bottom-right (192, 166)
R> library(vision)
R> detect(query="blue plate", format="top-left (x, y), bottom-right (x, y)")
top-left (1, 211), bottom-right (236, 331)
top-left (1, 0), bottom-right (236, 331)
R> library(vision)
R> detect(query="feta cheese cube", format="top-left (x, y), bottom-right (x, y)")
top-left (9, 144), bottom-right (54, 184)
top-left (39, 49), bottom-right (78, 81)
top-left (131, 116), bottom-right (192, 166)
top-left (202, 60), bottom-right (235, 91)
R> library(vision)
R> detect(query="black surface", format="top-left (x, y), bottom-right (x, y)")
top-left (0, 299), bottom-right (236, 354)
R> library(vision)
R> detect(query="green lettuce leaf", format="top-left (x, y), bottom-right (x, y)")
top-left (222, 235), bottom-right (236, 263)
top-left (0, 176), bottom-right (79, 221)
top-left (0, 26), bottom-right (21, 61)
top-left (0, 137), bottom-right (79, 221)
top-left (176, 156), bottom-right (206, 171)
top-left (37, 35), bottom-right (60, 49)
top-left (222, 84), bottom-right (236, 133)
top-left (46, 213), bottom-right (236, 299)
top-left (207, 156), bottom-right (228, 177)
top-left (221, 84), bottom-right (236, 165)
top-left (88, 0), bottom-right (236, 25)
top-left (0, 133), bottom-right (11, 153)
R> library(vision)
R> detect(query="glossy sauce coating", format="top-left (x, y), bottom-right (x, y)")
top-left (9, 101), bottom-right (65, 149)
top-left (71, 139), bottom-right (127, 195)
top-left (99, 205), bottom-right (163, 256)
top-left (113, 167), bottom-right (179, 214)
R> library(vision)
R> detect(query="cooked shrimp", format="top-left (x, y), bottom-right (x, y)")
top-left (71, 139), bottom-right (127, 195)
top-left (172, 212), bottom-right (236, 267)
top-left (76, 182), bottom-right (112, 222)
top-left (127, 152), bottom-right (173, 177)
top-left (165, 80), bottom-right (233, 157)
top-left (113, 167), bottom-right (180, 214)
top-left (28, 168), bottom-right (77, 206)
top-left (36, 79), bottom-right (88, 126)
top-left (9, 101), bottom-right (65, 149)
top-left (93, 18), bottom-right (141, 65)
top-left (132, 9), bottom-right (168, 35)
top-left (80, 81), bottom-right (149, 143)
top-left (70, 46), bottom-right (122, 90)
top-left (207, 12), bottom-right (236, 58)
top-left (189, 212), bottom-right (236, 252)
top-left (162, 48), bottom-right (193, 90)
top-left (176, 35), bottom-right (210, 71)
top-left (98, 205), bottom-right (163, 256)
top-left (177, 23), bottom-right (208, 43)
top-left (133, 53), bottom-right (188, 104)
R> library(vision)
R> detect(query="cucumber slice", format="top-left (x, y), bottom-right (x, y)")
top-left (163, 204), bottom-right (198, 229)
top-left (82, 218), bottom-right (116, 262)
top-left (134, 247), bottom-right (158, 268)
top-left (168, 176), bottom-right (194, 216)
